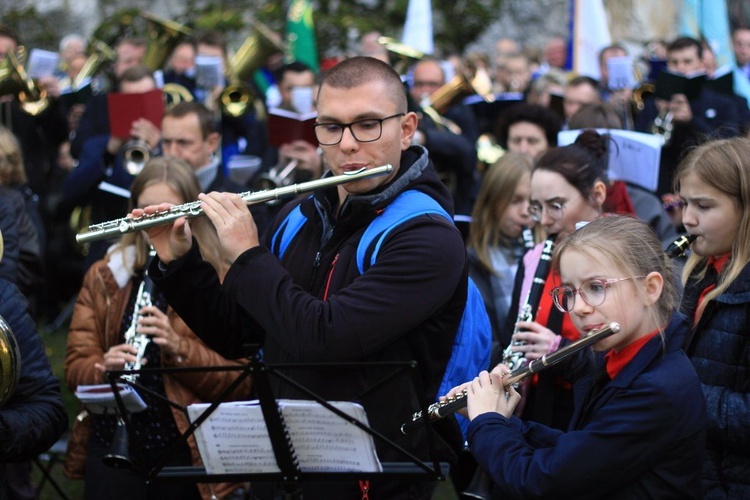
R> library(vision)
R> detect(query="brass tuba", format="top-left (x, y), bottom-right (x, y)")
top-left (220, 22), bottom-right (284, 118)
top-left (139, 12), bottom-right (195, 72)
top-left (0, 48), bottom-right (49, 116)
top-left (0, 314), bottom-right (20, 408)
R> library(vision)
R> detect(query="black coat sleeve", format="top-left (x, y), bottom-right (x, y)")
top-left (0, 281), bottom-right (67, 461)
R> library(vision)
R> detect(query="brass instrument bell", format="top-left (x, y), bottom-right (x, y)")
top-left (220, 22), bottom-right (284, 118)
top-left (139, 12), bottom-right (195, 72)
top-left (0, 49), bottom-right (50, 116)
top-left (72, 39), bottom-right (117, 91)
top-left (0, 314), bottom-right (20, 408)
top-left (377, 36), bottom-right (423, 74)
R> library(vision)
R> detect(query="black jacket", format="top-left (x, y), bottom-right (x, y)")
top-left (152, 146), bottom-right (467, 498)
top-left (0, 280), bottom-right (67, 500)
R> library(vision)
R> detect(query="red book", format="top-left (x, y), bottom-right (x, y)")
top-left (107, 88), bottom-right (165, 139)
top-left (267, 108), bottom-right (318, 148)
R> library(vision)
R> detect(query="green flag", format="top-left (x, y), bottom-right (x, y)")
top-left (286, 0), bottom-right (319, 72)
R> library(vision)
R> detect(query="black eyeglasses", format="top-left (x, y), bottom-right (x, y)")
top-left (313, 113), bottom-right (405, 146)
top-left (550, 277), bottom-right (643, 312)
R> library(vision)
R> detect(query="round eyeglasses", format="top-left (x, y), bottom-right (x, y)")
top-left (313, 113), bottom-right (405, 146)
top-left (528, 195), bottom-right (579, 223)
top-left (550, 277), bottom-right (643, 312)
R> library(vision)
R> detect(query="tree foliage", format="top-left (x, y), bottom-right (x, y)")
top-left (1, 0), bottom-right (502, 58)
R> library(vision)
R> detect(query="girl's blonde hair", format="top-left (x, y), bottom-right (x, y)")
top-left (673, 137), bottom-right (750, 320)
top-left (551, 215), bottom-right (677, 331)
top-left (468, 152), bottom-right (533, 274)
top-left (110, 157), bottom-right (227, 279)
top-left (0, 125), bottom-right (27, 186)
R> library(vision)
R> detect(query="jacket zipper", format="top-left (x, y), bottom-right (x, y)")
top-left (323, 254), bottom-right (340, 300)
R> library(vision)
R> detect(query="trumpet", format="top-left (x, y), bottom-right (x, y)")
top-left (76, 165), bottom-right (393, 244)
top-left (121, 139), bottom-right (151, 176)
top-left (400, 322), bottom-right (621, 435)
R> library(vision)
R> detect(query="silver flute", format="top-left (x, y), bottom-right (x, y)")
top-left (400, 322), bottom-right (621, 435)
top-left (76, 165), bottom-right (393, 244)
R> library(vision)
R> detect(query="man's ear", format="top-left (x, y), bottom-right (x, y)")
top-left (206, 132), bottom-right (220, 154)
top-left (401, 112), bottom-right (419, 150)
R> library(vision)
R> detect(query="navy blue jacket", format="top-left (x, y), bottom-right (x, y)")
top-left (682, 261), bottom-right (750, 498)
top-left (0, 280), bottom-right (67, 500)
top-left (467, 314), bottom-right (706, 499)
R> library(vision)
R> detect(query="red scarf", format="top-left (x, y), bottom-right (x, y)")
top-left (603, 181), bottom-right (636, 215)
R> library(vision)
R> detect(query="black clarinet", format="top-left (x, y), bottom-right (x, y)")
top-left (500, 234), bottom-right (556, 372)
top-left (665, 234), bottom-right (697, 259)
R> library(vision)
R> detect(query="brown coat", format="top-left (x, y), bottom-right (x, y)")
top-left (63, 254), bottom-right (252, 499)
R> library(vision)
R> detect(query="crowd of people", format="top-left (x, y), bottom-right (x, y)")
top-left (1, 12), bottom-right (750, 500)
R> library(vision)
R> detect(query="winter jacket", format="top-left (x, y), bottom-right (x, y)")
top-left (64, 248), bottom-right (251, 500)
top-left (0, 280), bottom-right (67, 500)
top-left (682, 261), bottom-right (750, 499)
top-left (468, 313), bottom-right (707, 499)
top-left (151, 146), bottom-right (468, 499)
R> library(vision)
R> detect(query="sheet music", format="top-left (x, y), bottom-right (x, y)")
top-left (27, 49), bottom-right (59, 79)
top-left (75, 383), bottom-right (147, 415)
top-left (187, 399), bottom-right (382, 475)
top-left (558, 129), bottom-right (662, 192)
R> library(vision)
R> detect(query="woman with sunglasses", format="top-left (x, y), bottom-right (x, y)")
top-left (497, 129), bottom-right (609, 430)
top-left (452, 216), bottom-right (706, 499)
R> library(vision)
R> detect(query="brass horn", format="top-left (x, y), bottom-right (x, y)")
top-left (72, 39), bottom-right (116, 91)
top-left (139, 12), bottom-right (195, 72)
top-left (377, 36), bottom-right (423, 74)
top-left (120, 140), bottom-right (151, 176)
top-left (220, 22), bottom-right (284, 118)
top-left (0, 314), bottom-right (21, 408)
top-left (429, 73), bottom-right (491, 115)
top-left (0, 49), bottom-right (50, 116)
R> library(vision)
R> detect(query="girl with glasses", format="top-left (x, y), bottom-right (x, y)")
top-left (452, 215), bottom-right (706, 499)
top-left (498, 129), bottom-right (609, 431)
top-left (673, 137), bottom-right (750, 498)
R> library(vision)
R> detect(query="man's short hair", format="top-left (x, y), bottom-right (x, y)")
top-left (495, 104), bottom-right (562, 149)
top-left (668, 37), bottom-right (702, 58)
top-left (274, 61), bottom-right (314, 84)
top-left (320, 56), bottom-right (407, 112)
top-left (118, 65), bottom-right (155, 86)
top-left (567, 75), bottom-right (600, 90)
top-left (195, 30), bottom-right (227, 55)
top-left (0, 24), bottom-right (21, 46)
top-left (598, 44), bottom-right (627, 66)
top-left (163, 101), bottom-right (217, 139)
top-left (116, 36), bottom-right (147, 51)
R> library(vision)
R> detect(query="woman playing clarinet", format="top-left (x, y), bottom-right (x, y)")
top-left (498, 130), bottom-right (609, 430)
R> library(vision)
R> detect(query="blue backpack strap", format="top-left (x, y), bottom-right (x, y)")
top-left (356, 190), bottom-right (450, 274)
top-left (271, 202), bottom-right (309, 259)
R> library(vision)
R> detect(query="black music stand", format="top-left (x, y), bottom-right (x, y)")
top-left (105, 348), bottom-right (451, 499)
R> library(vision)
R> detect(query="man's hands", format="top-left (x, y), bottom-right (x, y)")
top-left (199, 192), bottom-right (260, 263)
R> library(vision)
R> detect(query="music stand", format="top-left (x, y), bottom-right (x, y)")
top-left (105, 349), bottom-right (451, 499)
